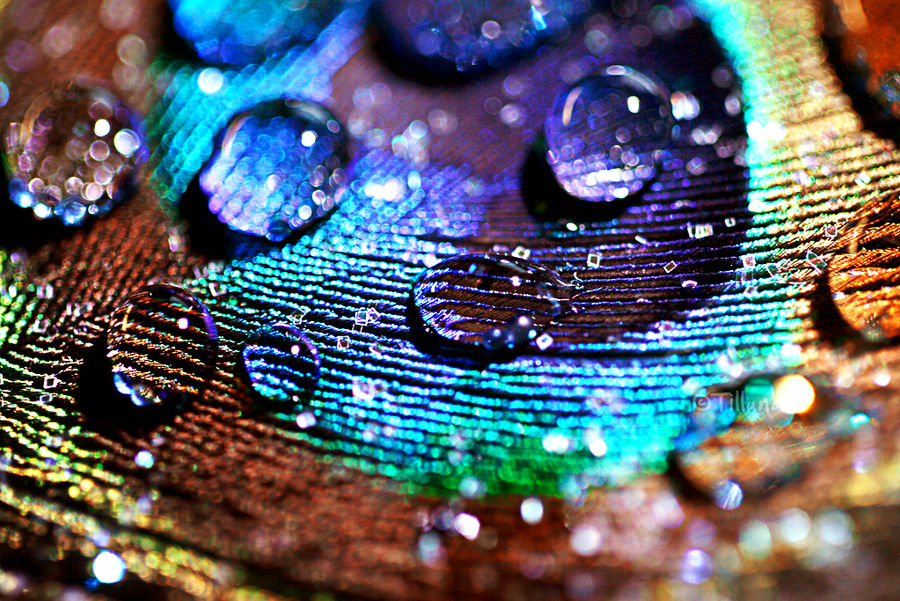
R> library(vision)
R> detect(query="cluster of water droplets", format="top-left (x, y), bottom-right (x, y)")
top-left (10, 0), bottom-right (885, 539)
top-left (103, 284), bottom-right (321, 416)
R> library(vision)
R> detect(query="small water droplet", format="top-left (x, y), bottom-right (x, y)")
top-left (670, 91), bottom-right (701, 120)
top-left (711, 480), bottom-right (743, 510)
top-left (241, 323), bottom-right (320, 403)
top-left (0, 76), bottom-right (9, 108)
top-left (374, 0), bottom-right (593, 80)
top-left (828, 201), bottom-right (900, 341)
top-left (776, 507), bottom-right (811, 545)
top-left (739, 519), bottom-right (773, 560)
top-left (169, 0), bottom-right (342, 65)
top-left (3, 83), bottom-right (146, 225)
top-left (543, 65), bottom-right (672, 202)
top-left (411, 253), bottom-right (574, 351)
top-left (106, 285), bottom-right (217, 410)
top-left (197, 99), bottom-right (347, 241)
top-left (458, 476), bottom-right (485, 499)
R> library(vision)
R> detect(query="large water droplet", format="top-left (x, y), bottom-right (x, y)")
top-left (543, 65), bottom-right (672, 202)
top-left (411, 253), bottom-right (574, 349)
top-left (374, 0), bottom-right (594, 80)
top-left (241, 323), bottom-right (321, 403)
top-left (828, 201), bottom-right (900, 342)
top-left (674, 373), bottom-right (847, 501)
top-left (196, 99), bottom-right (347, 242)
top-left (106, 285), bottom-right (218, 409)
top-left (3, 83), bottom-right (147, 226)
top-left (169, 0), bottom-right (342, 65)
top-left (677, 420), bottom-right (832, 502)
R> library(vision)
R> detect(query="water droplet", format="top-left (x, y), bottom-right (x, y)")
top-left (417, 531), bottom-right (445, 565)
top-left (106, 285), bottom-right (217, 410)
top-left (676, 398), bottom-right (829, 499)
top-left (543, 65), bottom-right (672, 202)
top-left (772, 373), bottom-right (816, 414)
top-left (674, 372), bottom-right (857, 503)
top-left (3, 83), bottom-right (147, 225)
top-left (458, 476), bottom-right (485, 499)
top-left (169, 0), bottom-right (342, 65)
top-left (711, 479), bottom-right (743, 510)
top-left (828, 200), bottom-right (900, 341)
top-left (670, 91), bottom-right (701, 120)
top-left (197, 99), bottom-right (347, 241)
top-left (0, 76), bottom-right (9, 108)
top-left (815, 508), bottom-right (853, 547)
top-left (241, 323), bottom-right (320, 403)
top-left (542, 431), bottom-right (574, 454)
top-left (411, 253), bottom-right (574, 350)
top-left (374, 0), bottom-right (594, 80)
